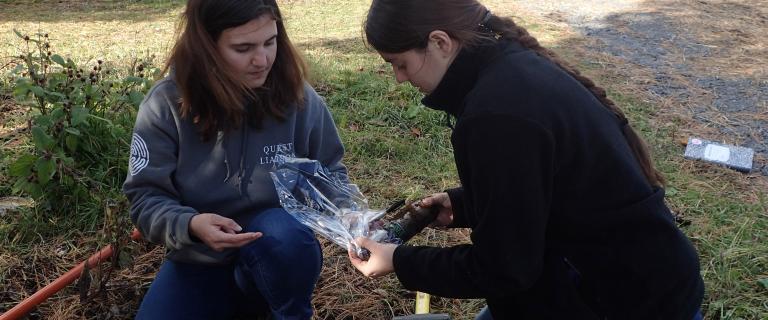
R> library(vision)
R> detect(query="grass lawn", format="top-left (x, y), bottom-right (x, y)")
top-left (1, 0), bottom-right (766, 319)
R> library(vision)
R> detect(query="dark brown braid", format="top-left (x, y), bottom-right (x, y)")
top-left (487, 15), bottom-right (665, 187)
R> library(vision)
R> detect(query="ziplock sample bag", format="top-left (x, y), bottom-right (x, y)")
top-left (269, 155), bottom-right (389, 257)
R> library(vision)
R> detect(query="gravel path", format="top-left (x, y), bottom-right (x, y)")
top-left (513, 0), bottom-right (768, 175)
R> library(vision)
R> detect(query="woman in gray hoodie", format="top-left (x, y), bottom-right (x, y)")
top-left (122, 1), bottom-right (347, 319)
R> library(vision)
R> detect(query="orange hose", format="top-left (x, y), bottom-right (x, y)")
top-left (0, 229), bottom-right (142, 320)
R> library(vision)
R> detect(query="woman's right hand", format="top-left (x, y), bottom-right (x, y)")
top-left (189, 213), bottom-right (262, 251)
top-left (420, 192), bottom-right (454, 228)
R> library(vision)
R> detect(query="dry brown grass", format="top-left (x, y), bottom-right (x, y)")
top-left (652, 0), bottom-right (768, 78)
top-left (1, 238), bottom-right (164, 320)
top-left (312, 228), bottom-right (478, 319)
top-left (0, 228), bottom-right (474, 319)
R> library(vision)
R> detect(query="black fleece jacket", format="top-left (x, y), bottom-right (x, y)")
top-left (391, 40), bottom-right (704, 319)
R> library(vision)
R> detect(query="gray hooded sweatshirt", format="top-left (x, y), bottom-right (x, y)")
top-left (123, 77), bottom-right (347, 265)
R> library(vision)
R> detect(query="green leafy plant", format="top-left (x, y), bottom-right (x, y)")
top-left (7, 30), bottom-right (158, 215)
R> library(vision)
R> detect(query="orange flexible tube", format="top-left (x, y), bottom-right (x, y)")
top-left (0, 229), bottom-right (142, 320)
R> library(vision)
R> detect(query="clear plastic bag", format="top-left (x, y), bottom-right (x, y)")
top-left (269, 154), bottom-right (395, 258)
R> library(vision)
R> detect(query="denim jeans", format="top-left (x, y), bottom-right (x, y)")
top-left (135, 208), bottom-right (323, 320)
top-left (474, 306), bottom-right (493, 320)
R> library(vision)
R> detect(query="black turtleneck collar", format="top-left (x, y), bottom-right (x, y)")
top-left (421, 40), bottom-right (525, 117)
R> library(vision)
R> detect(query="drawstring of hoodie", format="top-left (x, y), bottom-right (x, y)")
top-left (221, 131), bottom-right (231, 183)
top-left (221, 124), bottom-right (250, 197)
top-left (238, 124), bottom-right (248, 197)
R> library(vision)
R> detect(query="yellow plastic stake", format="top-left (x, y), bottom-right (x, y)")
top-left (415, 291), bottom-right (430, 314)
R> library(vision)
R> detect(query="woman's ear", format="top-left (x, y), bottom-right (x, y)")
top-left (427, 30), bottom-right (458, 58)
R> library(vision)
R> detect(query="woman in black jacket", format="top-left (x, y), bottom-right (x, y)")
top-left (348, 1), bottom-right (705, 319)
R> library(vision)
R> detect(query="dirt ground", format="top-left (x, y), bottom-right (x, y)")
top-left (513, 0), bottom-right (768, 175)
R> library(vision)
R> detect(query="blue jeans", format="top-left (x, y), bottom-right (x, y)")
top-left (135, 208), bottom-right (322, 320)
top-left (474, 307), bottom-right (705, 320)
top-left (474, 307), bottom-right (492, 320)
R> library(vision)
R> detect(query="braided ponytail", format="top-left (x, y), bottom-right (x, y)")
top-left (488, 15), bottom-right (665, 187)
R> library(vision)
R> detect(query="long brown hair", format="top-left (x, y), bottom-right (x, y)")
top-left (365, 0), bottom-right (665, 187)
top-left (166, 0), bottom-right (307, 140)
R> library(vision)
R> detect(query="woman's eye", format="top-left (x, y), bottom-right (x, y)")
top-left (235, 46), bottom-right (251, 53)
top-left (265, 41), bottom-right (275, 47)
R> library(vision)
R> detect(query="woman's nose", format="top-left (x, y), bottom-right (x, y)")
top-left (394, 69), bottom-right (407, 84)
top-left (251, 51), bottom-right (267, 67)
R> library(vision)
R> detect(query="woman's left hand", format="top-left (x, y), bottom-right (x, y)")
top-left (348, 237), bottom-right (397, 279)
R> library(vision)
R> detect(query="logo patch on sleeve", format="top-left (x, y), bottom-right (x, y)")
top-left (129, 133), bottom-right (149, 176)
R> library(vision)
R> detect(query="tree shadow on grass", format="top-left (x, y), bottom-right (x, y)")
top-left (0, 0), bottom-right (185, 23)
top-left (296, 36), bottom-right (372, 57)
